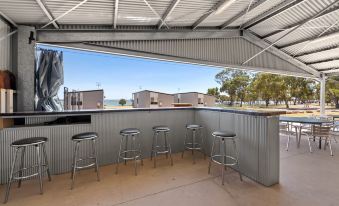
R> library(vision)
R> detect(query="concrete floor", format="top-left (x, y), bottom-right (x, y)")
top-left (1, 135), bottom-right (339, 206)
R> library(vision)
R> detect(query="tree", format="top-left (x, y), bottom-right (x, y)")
top-left (252, 74), bottom-right (276, 107)
top-left (207, 87), bottom-right (220, 97)
top-left (119, 98), bottom-right (127, 106)
top-left (326, 76), bottom-right (339, 108)
top-left (216, 69), bottom-right (250, 106)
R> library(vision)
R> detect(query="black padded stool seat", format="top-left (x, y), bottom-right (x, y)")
top-left (186, 124), bottom-right (202, 130)
top-left (152, 125), bottom-right (170, 132)
top-left (212, 131), bottom-right (236, 138)
top-left (72, 132), bottom-right (98, 141)
top-left (120, 128), bottom-right (140, 135)
top-left (11, 137), bottom-right (48, 146)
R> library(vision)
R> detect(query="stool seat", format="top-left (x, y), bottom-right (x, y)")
top-left (120, 128), bottom-right (140, 135)
top-left (152, 125), bottom-right (170, 132)
top-left (186, 124), bottom-right (202, 130)
top-left (11, 137), bottom-right (48, 146)
top-left (212, 131), bottom-right (236, 138)
top-left (72, 132), bottom-right (98, 141)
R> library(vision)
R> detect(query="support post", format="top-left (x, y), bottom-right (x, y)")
top-left (320, 74), bottom-right (326, 116)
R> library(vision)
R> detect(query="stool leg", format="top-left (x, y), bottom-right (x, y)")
top-left (124, 135), bottom-right (129, 165)
top-left (182, 128), bottom-right (188, 158)
top-left (164, 132), bottom-right (169, 159)
top-left (92, 139), bottom-right (100, 181)
top-left (17, 147), bottom-right (26, 188)
top-left (192, 130), bottom-right (196, 164)
top-left (150, 132), bottom-right (156, 160)
top-left (132, 135), bottom-right (138, 176)
top-left (4, 148), bottom-right (19, 203)
top-left (221, 139), bottom-right (226, 185)
top-left (42, 144), bottom-right (52, 182)
top-left (71, 142), bottom-right (79, 190)
top-left (138, 133), bottom-right (144, 166)
top-left (208, 136), bottom-right (216, 174)
top-left (200, 128), bottom-right (206, 159)
top-left (154, 132), bottom-right (159, 168)
top-left (165, 132), bottom-right (173, 166)
top-left (116, 136), bottom-right (124, 174)
top-left (36, 145), bottom-right (43, 194)
top-left (232, 139), bottom-right (242, 181)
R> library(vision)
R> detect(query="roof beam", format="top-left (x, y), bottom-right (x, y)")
top-left (41, 0), bottom-right (88, 29)
top-left (295, 45), bottom-right (339, 58)
top-left (192, 0), bottom-right (231, 30)
top-left (158, 0), bottom-right (181, 29)
top-left (35, 0), bottom-right (59, 29)
top-left (262, 5), bottom-right (339, 39)
top-left (36, 29), bottom-right (241, 43)
top-left (323, 68), bottom-right (339, 74)
top-left (279, 30), bottom-right (339, 49)
top-left (0, 30), bottom-right (17, 42)
top-left (113, 0), bottom-right (119, 29)
top-left (142, 0), bottom-right (169, 29)
top-left (220, 0), bottom-right (268, 29)
top-left (0, 11), bottom-right (17, 27)
top-left (307, 58), bottom-right (339, 65)
top-left (242, 0), bottom-right (305, 30)
top-left (243, 31), bottom-right (320, 78)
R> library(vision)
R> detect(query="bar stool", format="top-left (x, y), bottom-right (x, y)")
top-left (71, 132), bottom-right (100, 190)
top-left (151, 125), bottom-right (173, 168)
top-left (208, 131), bottom-right (242, 185)
top-left (182, 124), bottom-right (206, 164)
top-left (4, 137), bottom-right (51, 203)
top-left (116, 128), bottom-right (143, 175)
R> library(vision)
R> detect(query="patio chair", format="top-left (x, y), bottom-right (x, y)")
top-left (303, 125), bottom-right (334, 156)
top-left (280, 123), bottom-right (297, 151)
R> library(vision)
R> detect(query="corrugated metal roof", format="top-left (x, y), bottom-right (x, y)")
top-left (297, 47), bottom-right (339, 63)
top-left (198, 0), bottom-right (259, 27)
top-left (310, 59), bottom-right (339, 70)
top-left (0, 0), bottom-right (49, 24)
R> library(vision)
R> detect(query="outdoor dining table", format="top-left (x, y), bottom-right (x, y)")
top-left (279, 116), bottom-right (333, 149)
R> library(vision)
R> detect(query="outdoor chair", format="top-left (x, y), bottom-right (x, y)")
top-left (303, 125), bottom-right (334, 156)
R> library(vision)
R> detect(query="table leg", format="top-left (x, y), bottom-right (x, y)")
top-left (319, 137), bottom-right (322, 149)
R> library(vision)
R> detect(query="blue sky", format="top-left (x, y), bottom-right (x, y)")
top-left (39, 45), bottom-right (222, 99)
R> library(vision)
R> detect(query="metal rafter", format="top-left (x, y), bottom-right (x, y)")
top-left (0, 11), bottom-right (17, 27)
top-left (295, 45), bottom-right (339, 58)
top-left (158, 0), bottom-right (181, 29)
top-left (142, 0), bottom-right (169, 29)
top-left (242, 0), bottom-right (305, 30)
top-left (0, 30), bottom-right (17, 42)
top-left (243, 31), bottom-right (320, 77)
top-left (220, 0), bottom-right (268, 30)
top-left (41, 0), bottom-right (88, 29)
top-left (323, 68), bottom-right (339, 74)
top-left (279, 30), bottom-right (339, 49)
top-left (242, 1), bottom-right (339, 67)
top-left (262, 5), bottom-right (339, 39)
top-left (35, 0), bottom-right (59, 29)
top-left (192, 0), bottom-right (230, 30)
top-left (307, 58), bottom-right (339, 65)
top-left (113, 0), bottom-right (119, 29)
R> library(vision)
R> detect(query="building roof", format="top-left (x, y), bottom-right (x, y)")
top-left (132, 90), bottom-right (173, 96)
top-left (1, 0), bottom-right (339, 78)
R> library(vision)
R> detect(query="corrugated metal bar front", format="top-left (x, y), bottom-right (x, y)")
top-left (195, 110), bottom-right (280, 186)
top-left (0, 109), bottom-right (279, 186)
top-left (0, 18), bottom-right (12, 71)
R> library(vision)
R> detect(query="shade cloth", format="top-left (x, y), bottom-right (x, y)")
top-left (36, 49), bottom-right (64, 111)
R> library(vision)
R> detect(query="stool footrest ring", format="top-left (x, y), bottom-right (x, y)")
top-left (211, 154), bottom-right (237, 166)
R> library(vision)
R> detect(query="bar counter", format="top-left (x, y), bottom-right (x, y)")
top-left (0, 107), bottom-right (284, 186)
